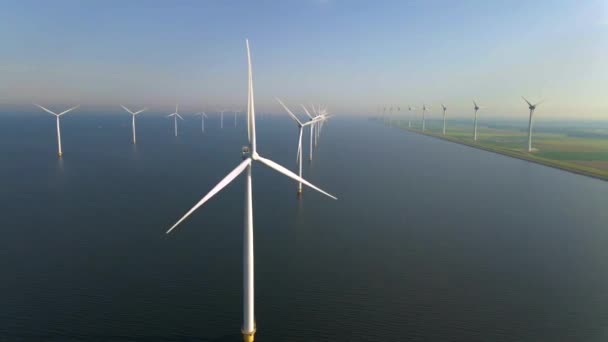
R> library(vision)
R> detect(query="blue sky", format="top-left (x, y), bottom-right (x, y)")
top-left (0, 0), bottom-right (607, 118)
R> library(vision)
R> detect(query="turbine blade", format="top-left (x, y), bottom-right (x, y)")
top-left (121, 105), bottom-right (134, 115)
top-left (246, 39), bottom-right (257, 153)
top-left (535, 99), bottom-right (545, 106)
top-left (522, 96), bottom-right (532, 107)
top-left (301, 105), bottom-right (315, 119)
top-left (276, 98), bottom-right (303, 126)
top-left (255, 155), bottom-right (337, 200)
top-left (166, 159), bottom-right (251, 234)
top-left (133, 108), bottom-right (147, 115)
top-left (34, 104), bottom-right (58, 116)
top-left (177, 113), bottom-right (184, 120)
top-left (58, 105), bottom-right (80, 116)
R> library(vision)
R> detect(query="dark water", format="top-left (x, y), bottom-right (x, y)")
top-left (1, 112), bottom-right (607, 341)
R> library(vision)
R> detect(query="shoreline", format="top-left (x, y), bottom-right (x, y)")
top-left (400, 126), bottom-right (608, 182)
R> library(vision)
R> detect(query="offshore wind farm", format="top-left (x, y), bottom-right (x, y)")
top-left (2, 1), bottom-right (608, 342)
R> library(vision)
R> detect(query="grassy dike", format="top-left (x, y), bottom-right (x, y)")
top-left (392, 122), bottom-right (608, 182)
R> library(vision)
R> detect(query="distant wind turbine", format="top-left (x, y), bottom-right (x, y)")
top-left (194, 112), bottom-right (208, 133)
top-left (407, 106), bottom-right (417, 128)
top-left (121, 105), bottom-right (147, 144)
top-left (473, 101), bottom-right (481, 141)
top-left (303, 105), bottom-right (330, 161)
top-left (220, 110), bottom-right (224, 128)
top-left (234, 110), bottom-right (241, 127)
top-left (168, 104), bottom-right (184, 137)
top-left (277, 98), bottom-right (321, 196)
top-left (441, 104), bottom-right (447, 135)
top-left (522, 97), bottom-right (544, 152)
top-left (34, 104), bottom-right (80, 157)
top-left (421, 104), bottom-right (431, 132)
top-left (165, 40), bottom-right (337, 342)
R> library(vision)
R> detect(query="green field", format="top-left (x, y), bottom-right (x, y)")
top-left (384, 118), bottom-right (608, 181)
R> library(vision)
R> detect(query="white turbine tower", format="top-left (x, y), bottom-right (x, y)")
top-left (220, 110), bottom-right (225, 128)
top-left (165, 40), bottom-right (337, 342)
top-left (473, 101), bottom-right (481, 141)
top-left (34, 104), bottom-right (80, 157)
top-left (276, 98), bottom-right (321, 197)
top-left (121, 105), bottom-right (147, 144)
top-left (441, 104), bottom-right (447, 135)
top-left (522, 97), bottom-right (543, 152)
top-left (234, 110), bottom-right (241, 127)
top-left (302, 105), bottom-right (330, 161)
top-left (407, 106), bottom-right (416, 128)
top-left (421, 104), bottom-right (431, 132)
top-left (194, 112), bottom-right (208, 133)
top-left (168, 104), bottom-right (184, 137)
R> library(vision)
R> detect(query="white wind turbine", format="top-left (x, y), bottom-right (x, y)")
top-left (472, 100), bottom-right (482, 141)
top-left (407, 106), bottom-right (416, 128)
top-left (522, 97), bottom-right (544, 152)
top-left (194, 112), bottom-right (208, 133)
top-left (302, 105), bottom-right (330, 161)
top-left (121, 105), bottom-right (147, 144)
top-left (168, 104), bottom-right (184, 137)
top-left (234, 110), bottom-right (241, 127)
top-left (165, 40), bottom-right (337, 342)
top-left (220, 110), bottom-right (225, 128)
top-left (34, 104), bottom-right (80, 157)
top-left (421, 104), bottom-right (431, 132)
top-left (276, 98), bottom-right (321, 196)
top-left (441, 104), bottom-right (447, 135)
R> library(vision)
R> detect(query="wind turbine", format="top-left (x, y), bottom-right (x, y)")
top-left (165, 40), bottom-right (337, 342)
top-left (277, 98), bottom-right (321, 196)
top-left (421, 104), bottom-right (431, 132)
top-left (473, 101), bottom-right (481, 141)
top-left (194, 112), bottom-right (208, 133)
top-left (34, 104), bottom-right (80, 157)
top-left (522, 97), bottom-right (543, 152)
top-left (234, 110), bottom-right (241, 127)
top-left (168, 104), bottom-right (184, 137)
top-left (121, 105), bottom-right (147, 144)
top-left (407, 106), bottom-right (416, 128)
top-left (302, 105), bottom-right (330, 161)
top-left (220, 110), bottom-right (225, 128)
top-left (441, 104), bottom-right (447, 135)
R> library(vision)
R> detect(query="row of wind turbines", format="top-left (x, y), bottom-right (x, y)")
top-left (33, 103), bottom-right (268, 157)
top-left (37, 40), bottom-right (334, 342)
top-left (382, 97), bottom-right (543, 152)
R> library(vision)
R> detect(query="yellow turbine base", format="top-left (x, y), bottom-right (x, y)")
top-left (58, 152), bottom-right (63, 157)
top-left (242, 331), bottom-right (255, 342)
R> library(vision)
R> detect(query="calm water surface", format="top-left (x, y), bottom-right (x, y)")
top-left (0, 112), bottom-right (607, 341)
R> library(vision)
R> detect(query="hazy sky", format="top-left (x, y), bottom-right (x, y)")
top-left (1, 0), bottom-right (607, 119)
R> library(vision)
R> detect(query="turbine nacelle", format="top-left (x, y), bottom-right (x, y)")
top-left (35, 104), bottom-right (80, 117)
top-left (121, 105), bottom-right (147, 116)
top-left (522, 96), bottom-right (543, 111)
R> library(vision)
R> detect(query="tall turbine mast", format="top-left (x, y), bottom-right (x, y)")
top-left (194, 112), bottom-right (208, 133)
top-left (121, 105), bottom-right (147, 144)
top-left (165, 40), bottom-right (337, 342)
top-left (408, 106), bottom-right (416, 128)
top-left (421, 104), bottom-right (431, 132)
top-left (441, 104), bottom-right (447, 135)
top-left (473, 101), bottom-right (480, 141)
top-left (34, 104), bottom-right (80, 157)
top-left (277, 98), bottom-right (321, 197)
top-left (168, 104), bottom-right (184, 137)
top-left (522, 97), bottom-right (543, 152)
